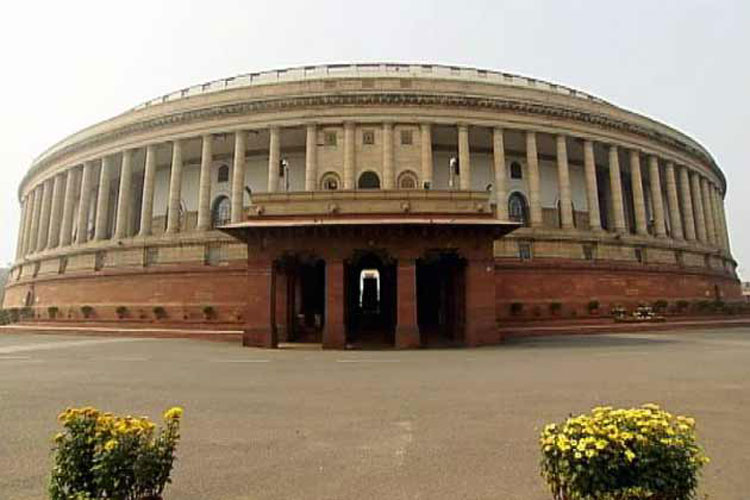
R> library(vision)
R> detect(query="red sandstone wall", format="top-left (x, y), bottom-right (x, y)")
top-left (495, 259), bottom-right (741, 319)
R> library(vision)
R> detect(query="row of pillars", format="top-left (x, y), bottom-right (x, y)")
top-left (15, 123), bottom-right (731, 260)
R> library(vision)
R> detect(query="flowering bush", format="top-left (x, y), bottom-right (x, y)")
top-left (540, 404), bottom-right (709, 500)
top-left (49, 406), bottom-right (183, 500)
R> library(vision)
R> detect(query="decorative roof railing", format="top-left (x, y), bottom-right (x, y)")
top-left (132, 62), bottom-right (607, 110)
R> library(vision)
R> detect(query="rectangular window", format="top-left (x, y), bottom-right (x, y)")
top-left (400, 130), bottom-right (413, 145)
top-left (144, 247), bottom-right (158, 267)
top-left (324, 131), bottom-right (337, 147)
top-left (519, 242), bottom-right (532, 261)
top-left (362, 130), bottom-right (375, 145)
top-left (634, 247), bottom-right (644, 264)
top-left (583, 244), bottom-right (595, 261)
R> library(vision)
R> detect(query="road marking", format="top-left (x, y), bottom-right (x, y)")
top-left (210, 359), bottom-right (271, 363)
top-left (0, 356), bottom-right (33, 361)
top-left (103, 357), bottom-right (150, 362)
top-left (0, 338), bottom-right (149, 355)
top-left (336, 359), bottom-right (401, 363)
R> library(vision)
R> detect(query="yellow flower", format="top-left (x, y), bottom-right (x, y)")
top-left (104, 439), bottom-right (118, 451)
top-left (164, 406), bottom-right (184, 420)
top-left (624, 449), bottom-right (636, 462)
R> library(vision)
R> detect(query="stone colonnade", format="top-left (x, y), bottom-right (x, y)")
top-left (15, 122), bottom-right (731, 259)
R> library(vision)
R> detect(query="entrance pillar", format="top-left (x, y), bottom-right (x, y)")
top-left (395, 258), bottom-right (420, 349)
top-left (274, 264), bottom-right (289, 342)
top-left (464, 258), bottom-right (497, 346)
top-left (323, 258), bottom-right (346, 349)
top-left (243, 257), bottom-right (277, 348)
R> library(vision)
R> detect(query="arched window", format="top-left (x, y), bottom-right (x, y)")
top-left (217, 165), bottom-right (229, 183)
top-left (211, 196), bottom-right (231, 228)
top-left (397, 170), bottom-right (418, 190)
top-left (320, 172), bottom-right (341, 191)
top-left (510, 161), bottom-right (523, 180)
top-left (358, 171), bottom-right (380, 189)
top-left (508, 192), bottom-right (529, 226)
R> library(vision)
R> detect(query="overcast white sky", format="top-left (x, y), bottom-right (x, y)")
top-left (1, 0), bottom-right (748, 276)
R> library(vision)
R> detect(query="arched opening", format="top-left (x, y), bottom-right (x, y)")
top-left (320, 172), bottom-right (341, 191)
top-left (275, 254), bottom-right (326, 343)
top-left (357, 171), bottom-right (381, 189)
top-left (24, 289), bottom-right (34, 308)
top-left (211, 196), bottom-right (231, 228)
top-left (508, 192), bottom-right (529, 226)
top-left (397, 170), bottom-right (418, 190)
top-left (345, 251), bottom-right (395, 347)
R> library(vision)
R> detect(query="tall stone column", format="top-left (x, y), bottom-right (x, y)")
top-left (382, 122), bottom-right (395, 189)
top-left (556, 135), bottom-right (574, 229)
top-left (583, 140), bottom-right (601, 232)
top-left (608, 146), bottom-right (627, 234)
top-left (690, 172), bottom-right (707, 243)
top-left (420, 123), bottom-right (433, 188)
top-left (700, 177), bottom-right (717, 246)
top-left (458, 124), bottom-right (471, 190)
top-left (59, 168), bottom-right (79, 247)
top-left (37, 179), bottom-right (53, 250)
top-left (526, 131), bottom-right (543, 227)
top-left (629, 151), bottom-right (648, 235)
top-left (28, 185), bottom-right (43, 253)
top-left (305, 124), bottom-right (317, 191)
top-left (196, 135), bottom-right (213, 231)
top-left (114, 150), bottom-right (134, 239)
top-left (15, 197), bottom-right (28, 260)
top-left (648, 156), bottom-right (667, 237)
top-left (76, 161), bottom-right (95, 245)
top-left (22, 191), bottom-right (35, 256)
top-left (493, 128), bottom-right (508, 220)
top-left (138, 145), bottom-right (157, 236)
top-left (267, 127), bottom-right (280, 193)
top-left (94, 157), bottom-right (114, 240)
top-left (716, 189), bottom-right (731, 251)
top-left (343, 122), bottom-right (355, 190)
top-left (323, 259), bottom-right (346, 349)
top-left (231, 131), bottom-right (247, 223)
top-left (664, 162), bottom-right (683, 240)
top-left (395, 258), bottom-right (420, 349)
top-left (679, 167), bottom-right (696, 241)
top-left (46, 174), bottom-right (65, 248)
top-left (708, 186), bottom-right (724, 251)
top-left (165, 140), bottom-right (183, 234)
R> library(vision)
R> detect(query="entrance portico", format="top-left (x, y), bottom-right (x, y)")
top-left (222, 211), bottom-right (517, 349)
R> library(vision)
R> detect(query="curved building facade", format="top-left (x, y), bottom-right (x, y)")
top-left (4, 63), bottom-right (740, 347)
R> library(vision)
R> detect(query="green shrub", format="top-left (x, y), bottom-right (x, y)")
top-left (510, 302), bottom-right (524, 316)
top-left (676, 300), bottom-right (690, 312)
top-left (153, 306), bottom-right (167, 320)
top-left (115, 306), bottom-right (129, 319)
top-left (80, 306), bottom-right (94, 319)
top-left (49, 406), bottom-right (182, 500)
top-left (48, 306), bottom-right (60, 319)
top-left (652, 300), bottom-right (668, 312)
top-left (20, 306), bottom-right (34, 320)
top-left (540, 404), bottom-right (708, 500)
top-left (549, 302), bottom-right (562, 314)
top-left (587, 300), bottom-right (599, 312)
top-left (202, 306), bottom-right (216, 319)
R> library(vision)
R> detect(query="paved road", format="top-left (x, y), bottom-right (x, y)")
top-left (1, 329), bottom-right (749, 499)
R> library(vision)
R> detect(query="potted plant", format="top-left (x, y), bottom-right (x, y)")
top-left (540, 404), bottom-right (709, 500)
top-left (153, 306), bottom-right (167, 320)
top-left (510, 302), bottom-right (524, 316)
top-left (587, 300), bottom-right (600, 315)
top-left (202, 305), bottom-right (216, 320)
top-left (48, 306), bottom-right (59, 320)
top-left (549, 302), bottom-right (562, 316)
top-left (80, 305), bottom-right (94, 319)
top-left (115, 306), bottom-right (129, 320)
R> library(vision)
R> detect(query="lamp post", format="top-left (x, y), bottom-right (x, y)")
top-left (279, 158), bottom-right (290, 192)
top-left (449, 156), bottom-right (459, 189)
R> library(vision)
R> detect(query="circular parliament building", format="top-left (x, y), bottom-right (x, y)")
top-left (5, 63), bottom-right (740, 348)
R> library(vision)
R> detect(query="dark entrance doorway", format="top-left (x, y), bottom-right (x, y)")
top-left (345, 251), bottom-right (396, 347)
top-left (416, 251), bottom-right (466, 346)
top-left (276, 255), bottom-right (325, 343)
